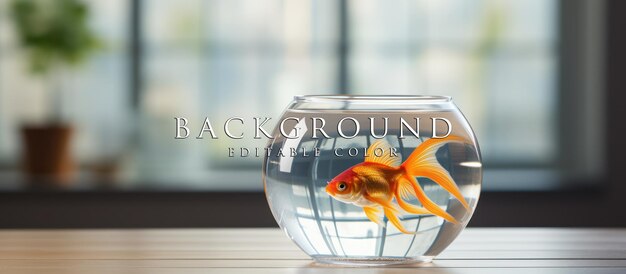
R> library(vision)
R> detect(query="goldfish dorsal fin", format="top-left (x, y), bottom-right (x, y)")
top-left (364, 139), bottom-right (401, 167)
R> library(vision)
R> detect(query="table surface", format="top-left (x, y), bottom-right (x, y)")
top-left (0, 228), bottom-right (624, 274)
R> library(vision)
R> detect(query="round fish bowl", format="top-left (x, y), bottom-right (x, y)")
top-left (263, 95), bottom-right (482, 265)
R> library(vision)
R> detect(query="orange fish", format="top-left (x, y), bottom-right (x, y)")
top-left (325, 136), bottom-right (470, 234)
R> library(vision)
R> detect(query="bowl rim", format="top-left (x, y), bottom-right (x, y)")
top-left (294, 95), bottom-right (452, 103)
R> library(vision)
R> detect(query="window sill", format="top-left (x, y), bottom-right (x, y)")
top-left (0, 168), bottom-right (605, 193)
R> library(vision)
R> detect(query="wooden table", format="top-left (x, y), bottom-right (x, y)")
top-left (0, 228), bottom-right (624, 273)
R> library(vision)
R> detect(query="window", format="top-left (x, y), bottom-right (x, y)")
top-left (348, 0), bottom-right (558, 165)
top-left (0, 0), bottom-right (130, 166)
top-left (0, 0), bottom-right (605, 191)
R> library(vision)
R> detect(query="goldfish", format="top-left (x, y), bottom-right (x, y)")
top-left (325, 136), bottom-right (470, 234)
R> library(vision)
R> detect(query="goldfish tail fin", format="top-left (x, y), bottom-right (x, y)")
top-left (363, 206), bottom-right (385, 227)
top-left (401, 176), bottom-right (459, 224)
top-left (401, 136), bottom-right (470, 210)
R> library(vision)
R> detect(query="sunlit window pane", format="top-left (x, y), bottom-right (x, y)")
top-left (349, 0), bottom-right (558, 165)
top-left (141, 0), bottom-right (338, 171)
top-left (0, 0), bottom-right (129, 165)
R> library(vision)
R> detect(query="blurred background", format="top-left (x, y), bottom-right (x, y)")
top-left (0, 0), bottom-right (624, 228)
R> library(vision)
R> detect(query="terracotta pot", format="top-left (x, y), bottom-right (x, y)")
top-left (21, 125), bottom-right (74, 184)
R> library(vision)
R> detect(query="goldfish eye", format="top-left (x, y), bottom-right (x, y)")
top-left (337, 182), bottom-right (347, 192)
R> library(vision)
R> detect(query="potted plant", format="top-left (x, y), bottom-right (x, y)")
top-left (10, 0), bottom-right (100, 184)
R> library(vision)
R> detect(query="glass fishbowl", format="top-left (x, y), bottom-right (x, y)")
top-left (263, 95), bottom-right (482, 265)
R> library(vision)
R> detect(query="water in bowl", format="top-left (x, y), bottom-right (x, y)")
top-left (263, 109), bottom-right (481, 265)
